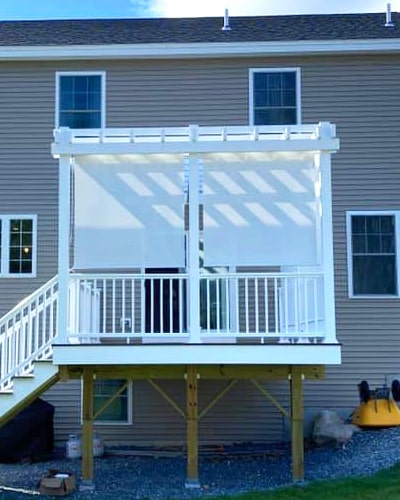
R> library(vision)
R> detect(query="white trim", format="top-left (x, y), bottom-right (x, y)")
top-left (80, 379), bottom-right (133, 425)
top-left (319, 153), bottom-right (336, 343)
top-left (55, 71), bottom-right (106, 129)
top-left (52, 123), bottom-right (339, 158)
top-left (54, 343), bottom-right (341, 365)
top-left (3, 39), bottom-right (400, 61)
top-left (0, 214), bottom-right (37, 278)
top-left (346, 210), bottom-right (400, 298)
top-left (188, 151), bottom-right (201, 343)
top-left (57, 156), bottom-right (71, 343)
top-left (249, 67), bottom-right (301, 126)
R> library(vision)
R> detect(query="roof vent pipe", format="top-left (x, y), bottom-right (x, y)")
top-left (222, 8), bottom-right (231, 31)
top-left (385, 3), bottom-right (394, 27)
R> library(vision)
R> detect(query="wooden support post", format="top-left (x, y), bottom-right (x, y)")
top-left (185, 365), bottom-right (200, 488)
top-left (81, 368), bottom-right (95, 490)
top-left (291, 366), bottom-right (304, 481)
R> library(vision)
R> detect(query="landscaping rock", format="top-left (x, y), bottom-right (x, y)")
top-left (312, 410), bottom-right (357, 447)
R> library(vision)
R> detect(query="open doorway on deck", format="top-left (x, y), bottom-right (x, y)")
top-left (145, 268), bottom-right (185, 334)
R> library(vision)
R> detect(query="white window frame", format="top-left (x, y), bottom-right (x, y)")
top-left (249, 67), bottom-right (301, 126)
top-left (55, 71), bottom-right (106, 129)
top-left (0, 215), bottom-right (37, 278)
top-left (81, 379), bottom-right (133, 426)
top-left (346, 210), bottom-right (400, 298)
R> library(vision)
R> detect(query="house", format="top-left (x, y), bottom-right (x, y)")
top-left (0, 7), bottom-right (399, 488)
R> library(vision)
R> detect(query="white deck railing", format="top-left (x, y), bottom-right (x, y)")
top-left (0, 270), bottom-right (327, 386)
top-left (0, 277), bottom-right (58, 390)
top-left (68, 273), bottom-right (189, 342)
top-left (0, 269), bottom-right (326, 384)
top-left (68, 271), bottom-right (325, 343)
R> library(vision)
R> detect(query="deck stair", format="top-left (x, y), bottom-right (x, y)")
top-left (0, 360), bottom-right (59, 427)
top-left (0, 277), bottom-right (59, 426)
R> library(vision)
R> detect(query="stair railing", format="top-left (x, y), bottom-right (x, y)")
top-left (0, 276), bottom-right (58, 391)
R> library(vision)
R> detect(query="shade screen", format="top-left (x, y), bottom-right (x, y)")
top-left (74, 154), bottom-right (185, 269)
top-left (202, 151), bottom-right (319, 266)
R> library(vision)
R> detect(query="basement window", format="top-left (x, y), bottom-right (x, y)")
top-left (249, 68), bottom-right (301, 126)
top-left (56, 72), bottom-right (105, 129)
top-left (0, 215), bottom-right (37, 277)
top-left (347, 212), bottom-right (399, 297)
top-left (92, 379), bottom-right (132, 424)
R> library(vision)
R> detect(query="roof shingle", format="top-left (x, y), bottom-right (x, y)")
top-left (0, 13), bottom-right (399, 47)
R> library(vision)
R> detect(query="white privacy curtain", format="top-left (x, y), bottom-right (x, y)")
top-left (74, 154), bottom-right (185, 269)
top-left (202, 151), bottom-right (320, 267)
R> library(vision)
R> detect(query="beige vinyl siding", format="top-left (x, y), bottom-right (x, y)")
top-left (0, 63), bottom-right (58, 316)
top-left (302, 56), bottom-right (400, 415)
top-left (45, 379), bottom-right (289, 447)
top-left (2, 53), bottom-right (400, 445)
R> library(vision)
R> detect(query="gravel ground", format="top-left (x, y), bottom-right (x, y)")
top-left (1, 427), bottom-right (400, 499)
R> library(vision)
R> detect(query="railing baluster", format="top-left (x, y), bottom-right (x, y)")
top-left (141, 276), bottom-right (145, 335)
top-left (284, 277), bottom-right (289, 334)
top-left (274, 278), bottom-right (279, 335)
top-left (304, 278), bottom-right (309, 335)
top-left (245, 278), bottom-right (249, 334)
top-left (43, 290), bottom-right (48, 345)
top-left (121, 279), bottom-right (126, 335)
top-left (216, 277), bottom-right (220, 334)
top-left (102, 279), bottom-right (106, 335)
top-left (264, 277), bottom-right (269, 336)
top-left (206, 278), bottom-right (210, 333)
top-left (169, 278), bottom-right (173, 334)
top-left (131, 279), bottom-right (136, 334)
top-left (313, 277), bottom-right (318, 336)
top-left (179, 278), bottom-right (183, 334)
top-left (150, 279), bottom-right (154, 334)
top-left (112, 279), bottom-right (116, 333)
top-left (49, 285), bottom-right (54, 343)
top-left (235, 277), bottom-right (239, 334)
top-left (255, 278), bottom-right (259, 335)
top-left (10, 317), bottom-right (16, 374)
top-left (225, 276), bottom-right (230, 333)
top-left (35, 298), bottom-right (41, 354)
top-left (160, 278), bottom-right (164, 334)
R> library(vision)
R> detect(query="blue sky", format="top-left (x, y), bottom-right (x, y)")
top-left (0, 0), bottom-right (393, 20)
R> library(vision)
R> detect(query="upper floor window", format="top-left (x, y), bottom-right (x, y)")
top-left (347, 212), bottom-right (399, 297)
top-left (249, 68), bottom-right (300, 126)
top-left (0, 215), bottom-right (37, 277)
top-left (56, 72), bottom-right (105, 129)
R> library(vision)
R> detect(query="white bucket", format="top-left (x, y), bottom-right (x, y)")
top-left (66, 434), bottom-right (81, 459)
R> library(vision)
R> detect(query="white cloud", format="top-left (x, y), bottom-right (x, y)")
top-left (147, 0), bottom-right (396, 17)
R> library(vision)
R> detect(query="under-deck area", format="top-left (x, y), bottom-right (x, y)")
top-left (60, 363), bottom-right (325, 487)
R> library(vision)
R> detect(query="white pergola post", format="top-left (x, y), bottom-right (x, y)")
top-left (319, 150), bottom-right (337, 344)
top-left (56, 154), bottom-right (72, 344)
top-left (188, 143), bottom-right (201, 343)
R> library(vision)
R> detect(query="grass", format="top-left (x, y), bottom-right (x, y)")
top-left (208, 462), bottom-right (400, 500)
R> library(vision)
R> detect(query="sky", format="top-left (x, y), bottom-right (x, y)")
top-left (0, 0), bottom-right (395, 20)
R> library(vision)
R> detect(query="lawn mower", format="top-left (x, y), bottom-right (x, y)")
top-left (352, 379), bottom-right (400, 427)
